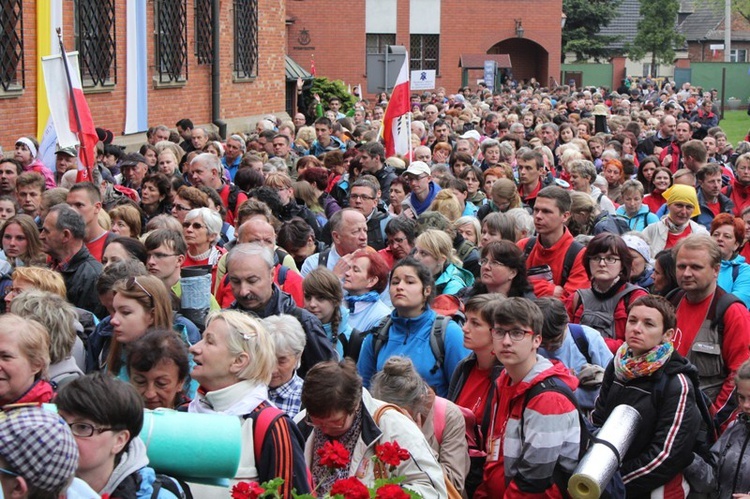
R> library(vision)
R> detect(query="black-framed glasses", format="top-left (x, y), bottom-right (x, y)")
top-left (349, 193), bottom-right (376, 201)
top-left (67, 422), bottom-right (116, 438)
top-left (182, 222), bottom-right (206, 230)
top-left (0, 466), bottom-right (19, 477)
top-left (147, 252), bottom-right (178, 260)
top-left (127, 277), bottom-right (153, 306)
top-left (591, 256), bottom-right (621, 265)
top-left (491, 328), bottom-right (533, 341)
top-left (173, 204), bottom-right (191, 212)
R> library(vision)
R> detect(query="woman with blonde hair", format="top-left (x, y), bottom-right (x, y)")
top-left (109, 203), bottom-right (143, 238)
top-left (188, 310), bottom-right (311, 496)
top-left (0, 314), bottom-right (52, 405)
top-left (429, 190), bottom-right (463, 222)
top-left (293, 180), bottom-right (326, 226)
top-left (414, 229), bottom-right (474, 295)
top-left (296, 126), bottom-right (316, 152)
top-left (477, 178), bottom-right (523, 222)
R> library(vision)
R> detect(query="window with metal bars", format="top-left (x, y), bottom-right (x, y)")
top-left (75, 0), bottom-right (116, 88)
top-left (366, 33), bottom-right (396, 54)
top-left (155, 0), bottom-right (188, 84)
top-left (0, 0), bottom-right (24, 94)
top-left (194, 0), bottom-right (212, 64)
top-left (234, 0), bottom-right (258, 79)
top-left (410, 34), bottom-right (439, 74)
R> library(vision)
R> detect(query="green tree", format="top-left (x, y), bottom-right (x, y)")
top-left (309, 78), bottom-right (357, 112)
top-left (628, 0), bottom-right (684, 76)
top-left (563, 0), bottom-right (623, 62)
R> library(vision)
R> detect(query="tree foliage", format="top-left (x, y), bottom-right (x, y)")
top-left (309, 78), bottom-right (357, 112)
top-left (627, 0), bottom-right (684, 76)
top-left (563, 0), bottom-right (623, 62)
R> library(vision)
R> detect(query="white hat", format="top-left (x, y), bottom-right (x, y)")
top-left (460, 130), bottom-right (481, 141)
top-left (403, 161), bottom-right (431, 177)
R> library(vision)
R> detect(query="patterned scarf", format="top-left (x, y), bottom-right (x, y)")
top-left (664, 215), bottom-right (689, 234)
top-left (614, 341), bottom-right (674, 381)
top-left (311, 408), bottom-right (363, 495)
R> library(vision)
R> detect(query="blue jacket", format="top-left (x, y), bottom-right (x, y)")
top-left (718, 255), bottom-right (750, 307)
top-left (616, 204), bottom-right (659, 232)
top-left (357, 307), bottom-right (470, 397)
top-left (435, 263), bottom-right (475, 296)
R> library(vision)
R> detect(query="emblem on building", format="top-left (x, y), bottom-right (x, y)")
top-left (298, 28), bottom-right (311, 46)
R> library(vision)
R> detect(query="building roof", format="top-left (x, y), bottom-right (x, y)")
top-left (599, 0), bottom-right (641, 50)
top-left (458, 54), bottom-right (512, 69)
top-left (285, 55), bottom-right (313, 81)
top-left (678, 3), bottom-right (750, 42)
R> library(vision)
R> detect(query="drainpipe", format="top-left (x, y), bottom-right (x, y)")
top-left (212, 0), bottom-right (227, 139)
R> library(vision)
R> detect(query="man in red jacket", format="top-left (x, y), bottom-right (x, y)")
top-left (517, 186), bottom-right (588, 300)
top-left (725, 152), bottom-right (750, 216)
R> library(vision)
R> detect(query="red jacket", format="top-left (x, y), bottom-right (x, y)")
top-left (724, 179), bottom-right (750, 216)
top-left (517, 229), bottom-right (588, 301)
top-left (215, 264), bottom-right (305, 308)
top-left (643, 190), bottom-right (666, 214)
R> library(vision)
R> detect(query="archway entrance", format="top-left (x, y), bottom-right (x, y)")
top-left (488, 38), bottom-right (549, 85)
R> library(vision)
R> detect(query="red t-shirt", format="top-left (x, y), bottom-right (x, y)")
top-left (86, 231), bottom-right (110, 262)
top-left (706, 201), bottom-right (720, 217)
top-left (454, 365), bottom-right (493, 425)
top-left (665, 224), bottom-right (693, 249)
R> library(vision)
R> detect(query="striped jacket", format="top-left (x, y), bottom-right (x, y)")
top-left (475, 357), bottom-right (581, 498)
top-left (592, 352), bottom-right (701, 498)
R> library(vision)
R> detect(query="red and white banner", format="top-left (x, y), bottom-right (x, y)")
top-left (381, 53), bottom-right (411, 157)
top-left (41, 51), bottom-right (97, 182)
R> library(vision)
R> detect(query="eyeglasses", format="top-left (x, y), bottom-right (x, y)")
top-left (388, 236), bottom-right (407, 245)
top-left (479, 258), bottom-right (506, 269)
top-left (182, 222), bottom-right (206, 230)
top-left (590, 256), bottom-right (621, 265)
top-left (349, 194), bottom-right (376, 201)
top-left (67, 422), bottom-right (116, 438)
top-left (148, 252), bottom-right (178, 260)
top-left (491, 328), bottom-right (534, 341)
top-left (405, 175), bottom-right (428, 183)
top-left (127, 277), bottom-right (153, 306)
top-left (0, 467), bottom-right (19, 477)
top-left (305, 413), bottom-right (349, 430)
top-left (173, 204), bottom-right (191, 212)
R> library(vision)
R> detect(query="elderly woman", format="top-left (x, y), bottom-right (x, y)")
top-left (188, 310), bottom-right (311, 496)
top-left (10, 290), bottom-right (84, 387)
top-left (125, 328), bottom-right (190, 410)
top-left (371, 356), bottom-right (470, 496)
top-left (297, 359), bottom-right (447, 497)
top-left (710, 213), bottom-right (750, 307)
top-left (568, 159), bottom-right (616, 214)
top-left (262, 314), bottom-right (306, 418)
top-left (592, 295), bottom-right (701, 497)
top-left (181, 207), bottom-right (225, 287)
top-left (479, 139), bottom-right (501, 170)
top-left (0, 314), bottom-right (52, 406)
top-left (0, 213), bottom-right (46, 268)
top-left (454, 215), bottom-right (481, 246)
top-left (568, 232), bottom-right (648, 354)
top-left (617, 179), bottom-right (659, 230)
top-left (342, 249), bottom-right (391, 332)
top-left (623, 233), bottom-right (655, 289)
top-left (379, 216), bottom-right (416, 269)
top-left (414, 229), bottom-right (475, 296)
top-left (642, 184), bottom-right (708, 255)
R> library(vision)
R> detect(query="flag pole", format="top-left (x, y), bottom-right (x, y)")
top-left (55, 28), bottom-right (90, 168)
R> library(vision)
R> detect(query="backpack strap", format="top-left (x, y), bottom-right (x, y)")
top-left (428, 315), bottom-right (449, 375)
top-left (560, 240), bottom-right (584, 286)
top-left (433, 397), bottom-right (447, 446)
top-left (277, 265), bottom-right (289, 287)
top-left (248, 405), bottom-right (286, 465)
top-left (371, 316), bottom-right (393, 362)
top-left (340, 328), bottom-right (367, 363)
top-left (227, 184), bottom-right (240, 214)
top-left (732, 264), bottom-right (740, 284)
top-left (710, 291), bottom-right (744, 349)
top-left (522, 237), bottom-right (537, 261)
top-left (318, 248), bottom-right (331, 268)
top-left (567, 324), bottom-right (592, 365)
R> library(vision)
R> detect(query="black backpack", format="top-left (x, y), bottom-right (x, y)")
top-left (371, 315), bottom-right (449, 376)
top-left (151, 474), bottom-right (192, 499)
top-left (521, 377), bottom-right (626, 499)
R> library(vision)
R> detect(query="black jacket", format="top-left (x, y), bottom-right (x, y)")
top-left (374, 165), bottom-right (398, 202)
top-left (59, 245), bottom-right (105, 319)
top-left (280, 200), bottom-right (322, 239)
top-left (592, 352), bottom-right (702, 496)
top-left (229, 285), bottom-right (335, 377)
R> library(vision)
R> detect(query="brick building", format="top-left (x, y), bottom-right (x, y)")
top-left (679, 2), bottom-right (750, 63)
top-left (286, 0), bottom-right (564, 95)
top-left (0, 0), bottom-right (287, 152)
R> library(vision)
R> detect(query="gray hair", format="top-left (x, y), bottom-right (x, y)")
top-left (370, 356), bottom-right (428, 417)
top-left (228, 134), bottom-right (247, 152)
top-left (185, 207), bottom-right (223, 240)
top-left (96, 260), bottom-right (148, 295)
top-left (480, 138), bottom-right (500, 154)
top-left (505, 208), bottom-right (535, 238)
top-left (10, 290), bottom-right (78, 364)
top-left (49, 204), bottom-right (86, 240)
top-left (191, 152), bottom-right (223, 175)
top-left (227, 242), bottom-right (274, 272)
top-left (262, 314), bottom-right (307, 357)
top-left (569, 159), bottom-right (597, 182)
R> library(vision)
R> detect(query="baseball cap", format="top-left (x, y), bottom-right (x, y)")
top-left (0, 406), bottom-right (79, 493)
top-left (55, 145), bottom-right (77, 157)
top-left (460, 130), bottom-right (481, 141)
top-left (403, 161), bottom-right (431, 177)
top-left (119, 153), bottom-right (148, 169)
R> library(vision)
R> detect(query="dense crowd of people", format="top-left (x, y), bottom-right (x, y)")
top-left (2, 77), bottom-right (750, 498)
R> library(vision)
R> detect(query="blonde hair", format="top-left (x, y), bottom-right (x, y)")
top-left (428, 190), bottom-right (462, 222)
top-left (155, 140), bottom-right (185, 163)
top-left (10, 290), bottom-right (77, 364)
top-left (296, 126), bottom-right (316, 148)
top-left (11, 267), bottom-right (67, 298)
top-left (265, 172), bottom-right (293, 190)
top-left (0, 314), bottom-right (50, 380)
top-left (206, 310), bottom-right (276, 384)
top-left (415, 229), bottom-right (461, 266)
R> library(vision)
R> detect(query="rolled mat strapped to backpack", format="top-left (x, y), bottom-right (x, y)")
top-left (141, 409), bottom-right (242, 484)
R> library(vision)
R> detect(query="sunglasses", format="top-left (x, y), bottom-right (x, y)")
top-left (127, 276), bottom-right (153, 306)
top-left (182, 222), bottom-right (206, 230)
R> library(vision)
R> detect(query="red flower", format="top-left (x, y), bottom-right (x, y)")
top-left (231, 481), bottom-right (265, 499)
top-left (330, 477), bottom-right (371, 499)
top-left (375, 484), bottom-right (411, 499)
top-left (375, 441), bottom-right (410, 467)
top-left (317, 440), bottom-right (351, 469)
